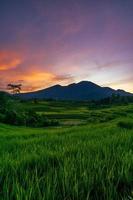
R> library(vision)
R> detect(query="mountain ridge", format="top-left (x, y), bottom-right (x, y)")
top-left (17, 81), bottom-right (133, 101)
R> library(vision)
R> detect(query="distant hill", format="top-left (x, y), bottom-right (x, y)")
top-left (17, 81), bottom-right (133, 101)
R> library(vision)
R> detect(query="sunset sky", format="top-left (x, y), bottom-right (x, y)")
top-left (0, 0), bottom-right (133, 92)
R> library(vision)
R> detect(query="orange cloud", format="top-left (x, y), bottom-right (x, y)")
top-left (0, 51), bottom-right (22, 71)
top-left (0, 66), bottom-right (73, 92)
top-left (0, 59), bottom-right (21, 70)
top-left (22, 71), bottom-right (55, 82)
top-left (17, 70), bottom-right (73, 92)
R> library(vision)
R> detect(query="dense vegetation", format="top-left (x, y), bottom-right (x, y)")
top-left (1, 91), bottom-right (133, 126)
top-left (0, 91), bottom-right (133, 199)
top-left (0, 92), bottom-right (59, 127)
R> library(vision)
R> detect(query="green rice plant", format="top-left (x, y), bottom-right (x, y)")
top-left (0, 103), bottom-right (133, 199)
top-left (117, 120), bottom-right (133, 129)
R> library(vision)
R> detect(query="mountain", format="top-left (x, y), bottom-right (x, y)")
top-left (18, 81), bottom-right (133, 101)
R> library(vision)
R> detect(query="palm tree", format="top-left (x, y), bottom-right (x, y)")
top-left (7, 84), bottom-right (22, 94)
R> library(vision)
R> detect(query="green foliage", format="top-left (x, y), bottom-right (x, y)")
top-left (0, 118), bottom-right (133, 199)
top-left (91, 94), bottom-right (133, 108)
top-left (117, 120), bottom-right (133, 129)
top-left (0, 95), bottom-right (133, 199)
top-left (26, 110), bottom-right (41, 127)
top-left (0, 93), bottom-right (60, 127)
top-left (0, 113), bottom-right (5, 122)
top-left (0, 91), bottom-right (133, 128)
top-left (25, 110), bottom-right (60, 127)
top-left (0, 91), bottom-right (12, 112)
top-left (20, 100), bottom-right (133, 127)
top-left (4, 110), bottom-right (26, 126)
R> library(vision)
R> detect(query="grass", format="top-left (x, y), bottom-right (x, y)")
top-left (0, 102), bottom-right (133, 199)
top-left (117, 120), bottom-right (133, 130)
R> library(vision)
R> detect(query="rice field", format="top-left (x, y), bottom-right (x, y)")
top-left (0, 102), bottom-right (133, 199)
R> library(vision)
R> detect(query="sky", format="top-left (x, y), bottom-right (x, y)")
top-left (0, 0), bottom-right (133, 92)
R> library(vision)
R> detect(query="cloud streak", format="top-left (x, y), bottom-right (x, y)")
top-left (0, 51), bottom-right (22, 71)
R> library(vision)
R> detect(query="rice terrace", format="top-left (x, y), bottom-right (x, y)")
top-left (0, 91), bottom-right (133, 199)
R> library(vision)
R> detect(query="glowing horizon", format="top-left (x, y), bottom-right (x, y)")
top-left (0, 0), bottom-right (133, 93)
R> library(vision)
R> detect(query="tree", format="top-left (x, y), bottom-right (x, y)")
top-left (7, 84), bottom-right (22, 94)
top-left (0, 91), bottom-right (11, 112)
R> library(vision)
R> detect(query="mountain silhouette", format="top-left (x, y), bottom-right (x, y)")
top-left (18, 81), bottom-right (133, 100)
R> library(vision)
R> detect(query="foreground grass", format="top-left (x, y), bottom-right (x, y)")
top-left (0, 116), bottom-right (133, 199)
